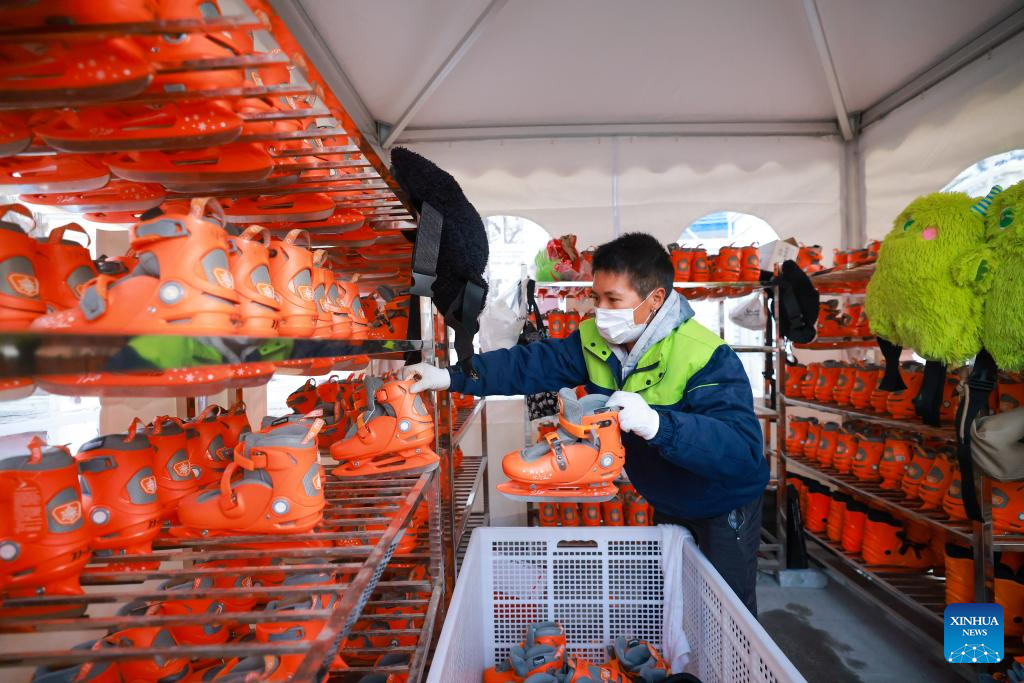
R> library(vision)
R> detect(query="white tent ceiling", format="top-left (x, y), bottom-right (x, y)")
top-left (292, 0), bottom-right (1018, 131)
top-left (275, 0), bottom-right (1024, 249)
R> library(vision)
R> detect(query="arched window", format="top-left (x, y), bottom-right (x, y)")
top-left (679, 211), bottom-right (779, 398)
top-left (943, 149), bottom-right (1024, 195)
top-left (483, 215), bottom-right (552, 295)
top-left (678, 211), bottom-right (779, 251)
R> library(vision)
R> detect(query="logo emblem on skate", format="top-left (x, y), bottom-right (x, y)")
top-left (172, 459), bottom-right (193, 479)
top-left (212, 268), bottom-right (234, 289)
top-left (312, 472), bottom-right (322, 490)
top-left (8, 273), bottom-right (38, 297)
top-left (140, 475), bottom-right (158, 495)
top-left (256, 282), bottom-right (276, 299)
top-left (297, 284), bottom-right (314, 301)
top-left (51, 500), bottom-right (82, 525)
top-left (944, 603), bottom-right (1003, 663)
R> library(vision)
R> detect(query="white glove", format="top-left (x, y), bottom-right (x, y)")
top-left (403, 362), bottom-right (451, 394)
top-left (606, 390), bottom-right (660, 441)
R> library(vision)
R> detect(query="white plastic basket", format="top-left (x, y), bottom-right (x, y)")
top-left (428, 526), bottom-right (805, 683)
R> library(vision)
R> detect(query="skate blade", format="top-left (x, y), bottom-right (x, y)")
top-left (0, 76), bottom-right (153, 110)
top-left (225, 209), bottom-right (336, 223)
top-left (108, 165), bottom-right (272, 186)
top-left (162, 173), bottom-right (300, 194)
top-left (35, 197), bottom-right (165, 213)
top-left (0, 136), bottom-right (30, 157)
top-left (0, 173), bottom-right (110, 196)
top-left (41, 127), bottom-right (242, 154)
top-left (497, 481), bottom-right (619, 503)
top-left (330, 457), bottom-right (439, 480)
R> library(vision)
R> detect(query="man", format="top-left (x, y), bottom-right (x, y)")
top-left (405, 233), bottom-right (768, 614)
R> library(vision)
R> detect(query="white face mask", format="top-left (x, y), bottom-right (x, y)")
top-left (595, 291), bottom-right (655, 345)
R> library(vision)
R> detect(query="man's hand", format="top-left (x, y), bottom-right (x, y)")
top-left (403, 362), bottom-right (451, 394)
top-left (606, 391), bottom-right (660, 440)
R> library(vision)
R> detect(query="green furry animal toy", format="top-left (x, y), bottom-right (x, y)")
top-left (866, 188), bottom-right (1002, 368)
top-left (956, 180), bottom-right (1024, 371)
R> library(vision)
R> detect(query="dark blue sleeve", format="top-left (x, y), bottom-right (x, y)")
top-left (449, 331), bottom-right (589, 397)
top-left (647, 345), bottom-right (765, 481)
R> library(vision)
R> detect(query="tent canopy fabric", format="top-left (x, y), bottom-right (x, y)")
top-left (292, 0), bottom-right (1024, 248)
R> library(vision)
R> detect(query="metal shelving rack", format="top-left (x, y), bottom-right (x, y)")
top-left (0, 0), bottom-right (452, 678)
top-left (779, 259), bottom-right (1015, 661)
top-left (529, 278), bottom-right (788, 570)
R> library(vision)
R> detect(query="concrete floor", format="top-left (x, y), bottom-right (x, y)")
top-left (756, 572), bottom-right (963, 682)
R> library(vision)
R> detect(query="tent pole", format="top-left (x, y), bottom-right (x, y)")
top-left (860, 6), bottom-right (1024, 129)
top-left (382, 0), bottom-right (509, 148)
top-left (800, 0), bottom-right (853, 141)
top-left (840, 139), bottom-right (865, 250)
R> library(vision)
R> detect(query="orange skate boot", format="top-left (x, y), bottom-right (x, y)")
top-left (944, 544), bottom-right (975, 605)
top-left (580, 502), bottom-right (602, 526)
top-left (0, 204), bottom-right (45, 329)
top-left (538, 501), bottom-right (559, 526)
top-left (31, 198), bottom-right (241, 336)
top-left (0, 438), bottom-right (90, 620)
top-left (827, 492), bottom-right (848, 543)
top-left (886, 364), bottom-right (924, 419)
top-left (992, 482), bottom-right (1024, 534)
top-left (861, 511), bottom-right (933, 569)
top-left (784, 362), bottom-right (805, 397)
top-left (878, 436), bottom-right (914, 490)
top-left (801, 363), bottom-right (822, 400)
top-left (815, 422), bottom-right (840, 468)
top-left (330, 378), bottom-right (439, 478)
top-left (148, 416), bottom-right (198, 519)
top-left (785, 417), bottom-right (813, 455)
top-left (801, 420), bottom-right (822, 459)
top-left (900, 444), bottom-right (935, 501)
top-left (849, 364), bottom-right (882, 409)
top-left (943, 471), bottom-right (968, 522)
top-left (602, 497), bottom-right (625, 526)
top-left (76, 420), bottom-right (161, 572)
top-left (669, 245), bottom-right (692, 282)
top-left (175, 422), bottom-right (325, 537)
top-left (498, 389), bottom-right (624, 502)
top-left (558, 502), bottom-right (580, 526)
top-left (832, 365), bottom-right (858, 405)
top-left (832, 428), bottom-right (858, 474)
top-left (851, 434), bottom-right (885, 482)
top-left (268, 229), bottom-right (317, 337)
top-left (918, 450), bottom-right (955, 510)
top-left (219, 402), bottom-right (251, 449)
top-left (226, 225), bottom-right (280, 337)
top-left (715, 245), bottom-right (742, 282)
top-left (739, 244), bottom-right (761, 281)
top-left (804, 482), bottom-right (830, 533)
top-left (287, 379), bottom-right (320, 414)
top-left (840, 499), bottom-right (868, 554)
top-left (186, 405), bottom-right (233, 488)
top-left (33, 223), bottom-right (97, 313)
top-left (815, 361), bottom-right (843, 403)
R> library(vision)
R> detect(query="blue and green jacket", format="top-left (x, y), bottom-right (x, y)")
top-left (449, 291), bottom-right (768, 520)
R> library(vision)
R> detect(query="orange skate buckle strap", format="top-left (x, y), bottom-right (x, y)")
top-left (543, 433), bottom-right (569, 471)
top-left (234, 447), bottom-right (268, 471)
top-left (557, 415), bottom-right (595, 440)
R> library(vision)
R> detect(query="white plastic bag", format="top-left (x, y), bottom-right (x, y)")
top-left (478, 279), bottom-right (526, 352)
top-left (729, 293), bottom-right (767, 331)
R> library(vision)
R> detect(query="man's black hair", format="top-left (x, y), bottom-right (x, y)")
top-left (592, 232), bottom-right (674, 296)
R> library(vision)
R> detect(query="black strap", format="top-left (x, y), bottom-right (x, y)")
top-left (525, 279), bottom-right (546, 336)
top-left (956, 349), bottom-right (998, 521)
top-left (914, 360), bottom-right (947, 427)
top-left (877, 337), bottom-right (907, 391)
top-left (445, 280), bottom-right (486, 377)
top-left (409, 201), bottom-right (442, 296)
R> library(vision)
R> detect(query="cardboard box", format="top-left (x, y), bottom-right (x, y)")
top-left (759, 238), bottom-right (800, 271)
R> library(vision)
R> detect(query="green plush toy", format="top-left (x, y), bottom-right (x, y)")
top-left (959, 180), bottom-right (1024, 371)
top-left (866, 188), bottom-right (1001, 366)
